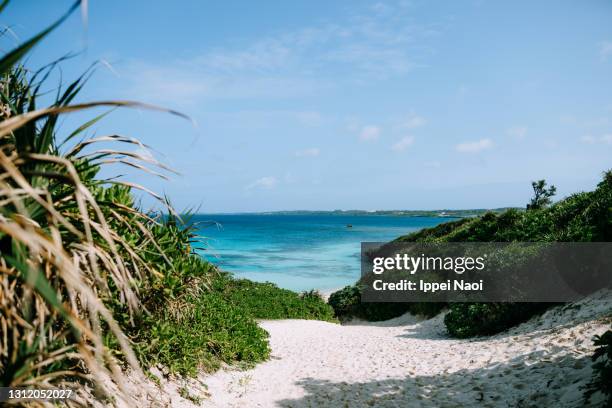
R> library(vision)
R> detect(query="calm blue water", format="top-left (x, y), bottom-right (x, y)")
top-left (193, 214), bottom-right (454, 292)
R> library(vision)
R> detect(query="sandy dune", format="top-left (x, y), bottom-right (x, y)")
top-left (202, 292), bottom-right (611, 407)
top-left (117, 291), bottom-right (611, 407)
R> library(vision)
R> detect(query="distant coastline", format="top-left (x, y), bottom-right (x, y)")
top-left (202, 208), bottom-right (521, 218)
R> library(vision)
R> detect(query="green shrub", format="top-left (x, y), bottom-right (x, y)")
top-left (443, 303), bottom-right (550, 338)
top-left (328, 285), bottom-right (443, 322)
top-left (213, 273), bottom-right (336, 322)
top-left (134, 291), bottom-right (270, 376)
top-left (328, 285), bottom-right (361, 320)
top-left (585, 329), bottom-right (612, 406)
top-left (119, 220), bottom-right (336, 377)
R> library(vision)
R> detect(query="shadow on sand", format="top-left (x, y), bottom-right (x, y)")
top-left (276, 351), bottom-right (601, 408)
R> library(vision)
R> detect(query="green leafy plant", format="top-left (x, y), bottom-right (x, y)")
top-left (443, 303), bottom-right (550, 338)
top-left (0, 2), bottom-right (206, 404)
top-left (527, 179), bottom-right (557, 210)
top-left (585, 329), bottom-right (612, 406)
top-left (134, 290), bottom-right (270, 376)
top-left (212, 273), bottom-right (336, 322)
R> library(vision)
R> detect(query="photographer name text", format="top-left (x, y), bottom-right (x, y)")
top-left (372, 279), bottom-right (484, 293)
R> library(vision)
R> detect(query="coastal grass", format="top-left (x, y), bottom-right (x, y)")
top-left (0, 3), bottom-right (171, 403)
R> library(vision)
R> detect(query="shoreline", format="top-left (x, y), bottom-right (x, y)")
top-left (318, 287), bottom-right (342, 302)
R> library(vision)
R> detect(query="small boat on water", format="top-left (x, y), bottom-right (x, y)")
top-left (346, 224), bottom-right (353, 228)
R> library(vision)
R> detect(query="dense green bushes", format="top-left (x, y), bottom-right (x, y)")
top-left (121, 216), bottom-right (335, 377)
top-left (443, 303), bottom-right (550, 338)
top-left (213, 273), bottom-right (336, 322)
top-left (328, 285), bottom-right (443, 322)
top-left (134, 290), bottom-right (270, 376)
top-left (329, 171), bottom-right (612, 334)
top-left (118, 219), bottom-right (336, 376)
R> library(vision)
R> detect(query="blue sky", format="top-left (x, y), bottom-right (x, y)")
top-left (3, 0), bottom-right (612, 212)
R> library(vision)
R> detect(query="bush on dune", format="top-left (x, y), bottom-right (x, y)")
top-left (328, 285), bottom-right (443, 322)
top-left (212, 272), bottom-right (336, 322)
top-left (442, 303), bottom-right (551, 339)
top-left (329, 172), bottom-right (612, 332)
top-left (133, 289), bottom-right (270, 376)
top-left (129, 255), bottom-right (335, 377)
top-left (329, 174), bottom-right (612, 403)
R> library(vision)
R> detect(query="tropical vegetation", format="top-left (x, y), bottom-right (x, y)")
top-left (329, 171), bottom-right (612, 331)
top-left (0, 2), bottom-right (333, 406)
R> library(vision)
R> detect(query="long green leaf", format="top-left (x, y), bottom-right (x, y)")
top-left (4, 254), bottom-right (82, 338)
top-left (0, 0), bottom-right (81, 75)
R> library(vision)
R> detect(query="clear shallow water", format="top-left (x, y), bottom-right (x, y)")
top-left (193, 214), bottom-right (455, 292)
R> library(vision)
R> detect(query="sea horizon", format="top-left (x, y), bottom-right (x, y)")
top-left (193, 213), bottom-right (456, 292)
top-left (189, 207), bottom-right (519, 216)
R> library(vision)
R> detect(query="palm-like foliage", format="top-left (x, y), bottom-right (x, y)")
top-left (0, 2), bottom-right (186, 405)
top-left (0, 2), bottom-right (342, 405)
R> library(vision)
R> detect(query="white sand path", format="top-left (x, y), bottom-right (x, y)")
top-left (202, 291), bottom-right (611, 408)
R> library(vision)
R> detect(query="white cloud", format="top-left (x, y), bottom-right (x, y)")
top-left (390, 112), bottom-right (426, 136)
top-left (123, 63), bottom-right (324, 104)
top-left (371, 2), bottom-right (391, 15)
top-left (392, 135), bottom-right (415, 151)
top-left (398, 114), bottom-right (426, 130)
top-left (283, 172), bottom-right (296, 183)
top-left (600, 41), bottom-right (612, 61)
top-left (455, 138), bottom-right (493, 153)
top-left (324, 45), bottom-right (415, 79)
top-left (246, 176), bottom-right (278, 190)
top-left (121, 2), bottom-right (440, 104)
top-left (295, 148), bottom-right (320, 157)
top-left (359, 125), bottom-right (381, 141)
top-left (581, 134), bottom-right (612, 145)
top-left (583, 117), bottom-right (610, 127)
top-left (295, 111), bottom-right (323, 126)
top-left (506, 126), bottom-right (527, 140)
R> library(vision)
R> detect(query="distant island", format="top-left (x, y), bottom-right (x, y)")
top-left (243, 208), bottom-right (521, 218)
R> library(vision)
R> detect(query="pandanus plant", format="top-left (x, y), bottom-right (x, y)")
top-left (0, 1), bottom-right (189, 405)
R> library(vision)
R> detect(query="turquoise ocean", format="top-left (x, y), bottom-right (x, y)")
top-left (193, 214), bottom-right (455, 292)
